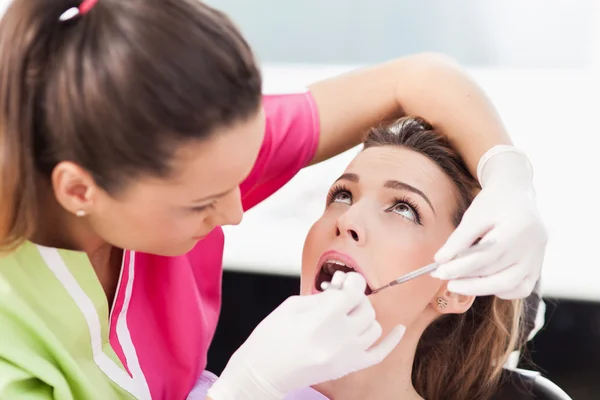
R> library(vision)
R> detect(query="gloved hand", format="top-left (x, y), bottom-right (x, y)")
top-left (207, 272), bottom-right (406, 400)
top-left (432, 145), bottom-right (548, 299)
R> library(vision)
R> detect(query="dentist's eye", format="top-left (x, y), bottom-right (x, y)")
top-left (189, 202), bottom-right (216, 213)
top-left (388, 197), bottom-right (421, 224)
top-left (327, 184), bottom-right (352, 206)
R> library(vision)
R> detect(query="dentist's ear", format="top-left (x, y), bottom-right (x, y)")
top-left (432, 284), bottom-right (475, 315)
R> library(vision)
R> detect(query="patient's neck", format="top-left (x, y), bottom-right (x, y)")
top-left (313, 327), bottom-right (424, 400)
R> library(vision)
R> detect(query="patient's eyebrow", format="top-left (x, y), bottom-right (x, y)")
top-left (335, 173), bottom-right (359, 183)
top-left (384, 180), bottom-right (435, 214)
top-left (335, 173), bottom-right (435, 214)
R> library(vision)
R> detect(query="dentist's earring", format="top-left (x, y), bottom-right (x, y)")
top-left (437, 297), bottom-right (448, 311)
top-left (75, 210), bottom-right (87, 217)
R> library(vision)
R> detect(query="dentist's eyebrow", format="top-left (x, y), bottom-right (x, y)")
top-left (191, 188), bottom-right (231, 203)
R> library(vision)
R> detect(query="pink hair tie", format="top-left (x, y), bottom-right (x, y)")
top-left (59, 0), bottom-right (100, 21)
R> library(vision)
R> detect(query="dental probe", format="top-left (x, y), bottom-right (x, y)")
top-left (320, 240), bottom-right (495, 294)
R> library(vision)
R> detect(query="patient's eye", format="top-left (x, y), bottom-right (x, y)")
top-left (327, 184), bottom-right (352, 206)
top-left (388, 197), bottom-right (421, 224)
top-left (333, 192), bottom-right (351, 204)
top-left (391, 203), bottom-right (415, 220)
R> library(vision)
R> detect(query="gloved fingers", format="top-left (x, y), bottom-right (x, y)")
top-left (337, 272), bottom-right (369, 312)
top-left (432, 245), bottom-right (506, 280)
top-left (473, 248), bottom-right (522, 278)
top-left (495, 274), bottom-right (538, 300)
top-left (355, 318), bottom-right (383, 349)
top-left (436, 214), bottom-right (546, 285)
top-left (290, 276), bottom-right (347, 312)
top-left (446, 262), bottom-right (527, 296)
top-left (275, 293), bottom-right (321, 315)
top-left (347, 296), bottom-right (376, 334)
top-left (314, 270), bottom-right (348, 309)
top-left (434, 201), bottom-right (493, 264)
top-left (330, 270), bottom-right (347, 289)
top-left (364, 324), bottom-right (406, 365)
top-left (315, 272), bottom-right (367, 316)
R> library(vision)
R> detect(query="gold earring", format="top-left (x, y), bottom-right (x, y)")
top-left (437, 297), bottom-right (448, 311)
top-left (75, 210), bottom-right (86, 217)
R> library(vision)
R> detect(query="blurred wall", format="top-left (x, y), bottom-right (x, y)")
top-left (205, 0), bottom-right (594, 67)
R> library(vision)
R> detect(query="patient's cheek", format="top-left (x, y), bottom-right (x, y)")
top-left (300, 222), bottom-right (323, 296)
top-left (299, 278), bottom-right (313, 296)
top-left (371, 277), bottom-right (443, 331)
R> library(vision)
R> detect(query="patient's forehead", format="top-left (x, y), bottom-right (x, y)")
top-left (346, 146), bottom-right (459, 218)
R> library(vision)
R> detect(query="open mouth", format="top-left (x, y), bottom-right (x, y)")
top-left (315, 260), bottom-right (373, 296)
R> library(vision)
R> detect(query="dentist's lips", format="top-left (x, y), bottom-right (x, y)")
top-left (314, 251), bottom-right (372, 295)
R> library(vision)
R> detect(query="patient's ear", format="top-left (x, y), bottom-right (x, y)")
top-left (431, 284), bottom-right (475, 315)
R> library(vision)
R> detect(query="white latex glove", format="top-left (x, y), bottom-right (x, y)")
top-left (207, 272), bottom-right (406, 400)
top-left (432, 145), bottom-right (548, 299)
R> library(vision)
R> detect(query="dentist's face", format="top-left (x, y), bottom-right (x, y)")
top-left (301, 146), bottom-right (460, 333)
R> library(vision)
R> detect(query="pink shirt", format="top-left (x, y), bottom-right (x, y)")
top-left (107, 93), bottom-right (321, 399)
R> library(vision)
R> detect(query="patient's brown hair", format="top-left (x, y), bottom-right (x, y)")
top-left (365, 117), bottom-right (525, 400)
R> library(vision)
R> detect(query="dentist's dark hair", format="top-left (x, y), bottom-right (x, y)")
top-left (364, 116), bottom-right (525, 400)
top-left (0, 0), bottom-right (262, 251)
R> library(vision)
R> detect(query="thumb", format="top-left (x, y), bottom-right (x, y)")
top-left (365, 325), bottom-right (406, 364)
top-left (434, 204), bottom-right (491, 263)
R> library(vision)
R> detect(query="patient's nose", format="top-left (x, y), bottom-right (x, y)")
top-left (335, 209), bottom-right (365, 244)
top-left (336, 227), bottom-right (360, 241)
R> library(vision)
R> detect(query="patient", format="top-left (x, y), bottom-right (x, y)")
top-left (190, 117), bottom-right (525, 400)
top-left (301, 116), bottom-right (524, 400)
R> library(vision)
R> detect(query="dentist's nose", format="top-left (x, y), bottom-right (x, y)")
top-left (213, 187), bottom-right (244, 227)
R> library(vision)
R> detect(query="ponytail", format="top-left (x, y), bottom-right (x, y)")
top-left (0, 0), bottom-right (58, 251)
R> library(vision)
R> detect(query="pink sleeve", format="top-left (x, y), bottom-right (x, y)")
top-left (240, 92), bottom-right (320, 211)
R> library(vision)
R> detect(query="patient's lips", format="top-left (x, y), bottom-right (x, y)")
top-left (314, 251), bottom-right (372, 295)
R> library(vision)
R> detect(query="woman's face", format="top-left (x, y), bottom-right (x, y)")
top-left (301, 145), bottom-right (461, 333)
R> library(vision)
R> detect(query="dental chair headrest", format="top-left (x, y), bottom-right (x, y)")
top-left (492, 368), bottom-right (572, 400)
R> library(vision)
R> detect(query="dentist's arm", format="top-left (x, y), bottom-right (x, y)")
top-left (307, 52), bottom-right (509, 170)
top-left (308, 53), bottom-right (547, 299)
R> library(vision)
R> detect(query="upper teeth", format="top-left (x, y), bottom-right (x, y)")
top-left (323, 259), bottom-right (354, 275)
